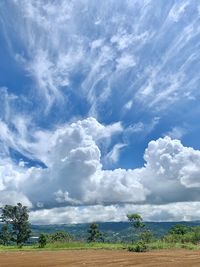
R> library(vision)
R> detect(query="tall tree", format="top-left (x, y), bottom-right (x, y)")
top-left (127, 213), bottom-right (154, 245)
top-left (0, 203), bottom-right (31, 247)
top-left (87, 223), bottom-right (103, 242)
top-left (127, 213), bottom-right (145, 242)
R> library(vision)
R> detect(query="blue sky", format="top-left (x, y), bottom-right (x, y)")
top-left (0, 0), bottom-right (200, 224)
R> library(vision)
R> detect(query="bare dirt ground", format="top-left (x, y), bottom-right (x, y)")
top-left (0, 249), bottom-right (200, 267)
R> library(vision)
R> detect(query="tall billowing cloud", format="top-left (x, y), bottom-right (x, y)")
top-left (0, 118), bottom-right (145, 208)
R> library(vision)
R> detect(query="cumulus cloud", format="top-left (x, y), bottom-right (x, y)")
top-left (23, 117), bottom-right (145, 207)
top-left (140, 137), bottom-right (200, 203)
top-left (1, 117), bottom-right (145, 209)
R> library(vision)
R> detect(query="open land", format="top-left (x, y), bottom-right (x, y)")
top-left (0, 249), bottom-right (200, 267)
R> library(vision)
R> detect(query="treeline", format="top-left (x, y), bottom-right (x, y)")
top-left (126, 214), bottom-right (200, 252)
top-left (164, 224), bottom-right (200, 244)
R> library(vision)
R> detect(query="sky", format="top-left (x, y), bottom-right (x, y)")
top-left (0, 0), bottom-right (200, 224)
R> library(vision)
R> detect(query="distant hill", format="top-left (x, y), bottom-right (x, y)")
top-left (30, 221), bottom-right (200, 242)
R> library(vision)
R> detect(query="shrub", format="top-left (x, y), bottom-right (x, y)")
top-left (140, 230), bottom-right (154, 243)
top-left (163, 226), bottom-right (200, 244)
top-left (38, 233), bottom-right (47, 248)
top-left (47, 231), bottom-right (72, 243)
top-left (163, 234), bottom-right (181, 243)
top-left (169, 224), bottom-right (190, 235)
top-left (128, 241), bottom-right (147, 252)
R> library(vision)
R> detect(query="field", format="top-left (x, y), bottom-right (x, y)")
top-left (0, 249), bottom-right (200, 267)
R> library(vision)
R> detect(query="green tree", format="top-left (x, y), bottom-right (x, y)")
top-left (0, 203), bottom-right (31, 247)
top-left (38, 233), bottom-right (47, 248)
top-left (87, 223), bottom-right (103, 242)
top-left (127, 214), bottom-right (145, 229)
top-left (127, 213), bottom-right (149, 252)
top-left (0, 224), bottom-right (12, 245)
top-left (127, 213), bottom-right (147, 243)
top-left (169, 224), bottom-right (190, 235)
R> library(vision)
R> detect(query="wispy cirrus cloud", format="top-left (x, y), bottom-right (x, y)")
top-left (1, 0), bottom-right (199, 119)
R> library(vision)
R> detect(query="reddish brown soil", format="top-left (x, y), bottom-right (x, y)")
top-left (0, 249), bottom-right (200, 267)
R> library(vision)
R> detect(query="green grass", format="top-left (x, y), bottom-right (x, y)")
top-left (43, 242), bottom-right (126, 250)
top-left (148, 241), bottom-right (200, 250)
top-left (0, 241), bottom-right (200, 252)
top-left (0, 242), bottom-right (126, 252)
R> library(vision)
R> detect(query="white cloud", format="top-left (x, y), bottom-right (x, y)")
top-left (123, 117), bottom-right (160, 141)
top-left (166, 126), bottom-right (187, 139)
top-left (142, 136), bottom-right (200, 203)
top-left (125, 122), bottom-right (145, 134)
top-left (1, 0), bottom-right (83, 110)
top-left (110, 31), bottom-right (150, 51)
top-left (29, 205), bottom-right (122, 225)
top-left (105, 143), bottom-right (127, 164)
top-left (0, 190), bottom-right (32, 208)
top-left (1, 118), bottom-right (145, 209)
top-left (29, 201), bottom-right (200, 224)
top-left (169, 1), bottom-right (189, 22)
top-left (90, 39), bottom-right (104, 50)
top-left (21, 117), bottom-right (145, 207)
top-left (116, 54), bottom-right (136, 71)
top-left (124, 100), bottom-right (133, 110)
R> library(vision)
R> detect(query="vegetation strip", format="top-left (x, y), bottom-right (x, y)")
top-left (0, 203), bottom-right (200, 252)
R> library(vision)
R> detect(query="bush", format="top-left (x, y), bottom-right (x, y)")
top-left (163, 226), bottom-right (200, 245)
top-left (128, 241), bottom-right (147, 252)
top-left (140, 230), bottom-right (154, 243)
top-left (38, 233), bottom-right (47, 248)
top-left (163, 234), bottom-right (181, 243)
top-left (47, 231), bottom-right (72, 243)
top-left (169, 224), bottom-right (190, 235)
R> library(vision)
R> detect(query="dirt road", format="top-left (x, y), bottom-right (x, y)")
top-left (0, 249), bottom-right (200, 267)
